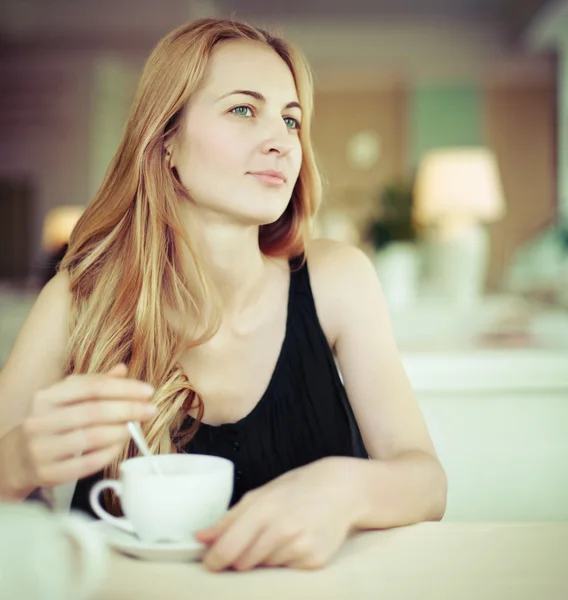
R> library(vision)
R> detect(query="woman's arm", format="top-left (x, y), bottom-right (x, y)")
top-left (0, 272), bottom-right (70, 499)
top-left (308, 240), bottom-right (447, 528)
top-left (1, 272), bottom-right (156, 504)
top-left (0, 427), bottom-right (37, 500)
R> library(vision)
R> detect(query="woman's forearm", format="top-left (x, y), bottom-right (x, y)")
top-left (0, 425), bottom-right (36, 501)
top-left (341, 452), bottom-right (448, 530)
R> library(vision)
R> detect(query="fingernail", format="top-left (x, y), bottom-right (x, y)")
top-left (140, 383), bottom-right (155, 394)
top-left (144, 404), bottom-right (158, 416)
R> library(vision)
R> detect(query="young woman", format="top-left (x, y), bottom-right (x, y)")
top-left (0, 18), bottom-right (446, 572)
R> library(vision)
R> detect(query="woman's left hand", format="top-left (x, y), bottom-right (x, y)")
top-left (195, 457), bottom-right (363, 572)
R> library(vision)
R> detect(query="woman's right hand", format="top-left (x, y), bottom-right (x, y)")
top-left (18, 363), bottom-right (157, 489)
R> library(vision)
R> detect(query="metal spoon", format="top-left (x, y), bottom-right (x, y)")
top-left (127, 421), bottom-right (164, 475)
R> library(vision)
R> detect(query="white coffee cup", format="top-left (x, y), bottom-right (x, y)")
top-left (89, 454), bottom-right (234, 543)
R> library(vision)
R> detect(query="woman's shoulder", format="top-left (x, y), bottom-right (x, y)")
top-left (304, 239), bottom-right (379, 346)
top-left (305, 238), bottom-right (376, 291)
top-left (305, 238), bottom-right (370, 267)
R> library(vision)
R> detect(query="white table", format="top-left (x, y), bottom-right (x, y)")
top-left (104, 522), bottom-right (568, 600)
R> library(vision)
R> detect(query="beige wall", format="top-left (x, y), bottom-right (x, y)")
top-left (310, 82), bottom-right (557, 289)
top-left (483, 83), bottom-right (557, 288)
top-left (311, 86), bottom-right (408, 235)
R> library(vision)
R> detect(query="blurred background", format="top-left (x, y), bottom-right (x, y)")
top-left (0, 0), bottom-right (567, 521)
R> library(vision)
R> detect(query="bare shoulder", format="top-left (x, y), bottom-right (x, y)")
top-left (306, 238), bottom-right (375, 277)
top-left (305, 239), bottom-right (380, 347)
top-left (30, 270), bottom-right (71, 323)
top-left (0, 270), bottom-right (71, 431)
top-left (42, 269), bottom-right (71, 302)
top-left (306, 238), bottom-right (378, 300)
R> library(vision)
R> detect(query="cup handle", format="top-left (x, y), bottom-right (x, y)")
top-left (89, 480), bottom-right (135, 535)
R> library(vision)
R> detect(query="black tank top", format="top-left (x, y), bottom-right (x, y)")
top-left (71, 258), bottom-right (369, 516)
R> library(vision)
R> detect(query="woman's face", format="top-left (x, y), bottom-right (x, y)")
top-left (169, 40), bottom-right (303, 226)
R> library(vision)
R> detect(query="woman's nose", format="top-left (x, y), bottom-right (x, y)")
top-left (259, 122), bottom-right (295, 156)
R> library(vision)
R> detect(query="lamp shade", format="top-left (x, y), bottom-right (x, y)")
top-left (42, 205), bottom-right (84, 252)
top-left (413, 147), bottom-right (506, 226)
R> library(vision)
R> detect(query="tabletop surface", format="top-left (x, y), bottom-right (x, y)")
top-left (106, 521), bottom-right (568, 600)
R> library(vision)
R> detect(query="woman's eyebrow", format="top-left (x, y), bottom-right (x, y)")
top-left (216, 89), bottom-right (302, 112)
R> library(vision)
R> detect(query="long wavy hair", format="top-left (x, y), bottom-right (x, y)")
top-left (59, 18), bottom-right (321, 512)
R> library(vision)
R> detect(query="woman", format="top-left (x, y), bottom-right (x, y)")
top-left (0, 18), bottom-right (446, 572)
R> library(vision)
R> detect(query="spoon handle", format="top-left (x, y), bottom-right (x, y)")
top-left (127, 421), bottom-right (164, 475)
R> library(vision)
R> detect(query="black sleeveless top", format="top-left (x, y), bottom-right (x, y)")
top-left (71, 258), bottom-right (369, 516)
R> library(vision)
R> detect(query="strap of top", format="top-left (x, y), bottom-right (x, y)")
top-left (288, 253), bottom-right (317, 316)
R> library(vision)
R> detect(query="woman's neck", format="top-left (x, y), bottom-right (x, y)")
top-left (180, 209), bottom-right (271, 322)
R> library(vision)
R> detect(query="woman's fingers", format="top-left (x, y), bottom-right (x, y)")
top-left (18, 365), bottom-right (157, 490)
top-left (202, 510), bottom-right (265, 572)
top-left (105, 363), bottom-right (128, 377)
top-left (232, 525), bottom-right (294, 571)
top-left (30, 424), bottom-right (131, 462)
top-left (203, 518), bottom-right (315, 572)
top-left (25, 400), bottom-right (157, 435)
top-left (35, 375), bottom-right (154, 408)
top-left (262, 538), bottom-right (311, 569)
top-left (195, 511), bottom-right (238, 544)
top-left (196, 490), bottom-right (259, 543)
top-left (34, 442), bottom-right (124, 486)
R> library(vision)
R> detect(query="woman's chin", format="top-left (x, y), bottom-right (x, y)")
top-left (231, 203), bottom-right (289, 227)
top-left (188, 195), bottom-right (290, 227)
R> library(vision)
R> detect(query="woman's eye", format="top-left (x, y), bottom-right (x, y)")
top-left (231, 106), bottom-right (253, 117)
top-left (284, 117), bottom-right (301, 130)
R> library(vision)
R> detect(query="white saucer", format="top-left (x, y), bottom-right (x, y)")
top-left (89, 519), bottom-right (206, 562)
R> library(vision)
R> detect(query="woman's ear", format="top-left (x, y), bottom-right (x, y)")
top-left (163, 143), bottom-right (172, 161)
top-left (163, 129), bottom-right (177, 167)
top-left (164, 145), bottom-right (178, 173)
top-left (163, 139), bottom-right (181, 182)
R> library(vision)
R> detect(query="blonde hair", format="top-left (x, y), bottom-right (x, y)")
top-left (60, 17), bottom-right (321, 512)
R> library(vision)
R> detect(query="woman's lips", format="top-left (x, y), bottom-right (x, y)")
top-left (248, 171), bottom-right (286, 186)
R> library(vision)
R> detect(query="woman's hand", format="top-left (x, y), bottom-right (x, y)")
top-left (195, 457), bottom-right (363, 572)
top-left (17, 364), bottom-right (156, 489)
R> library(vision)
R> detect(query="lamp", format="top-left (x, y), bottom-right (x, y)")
top-left (42, 205), bottom-right (84, 253)
top-left (413, 147), bottom-right (506, 307)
